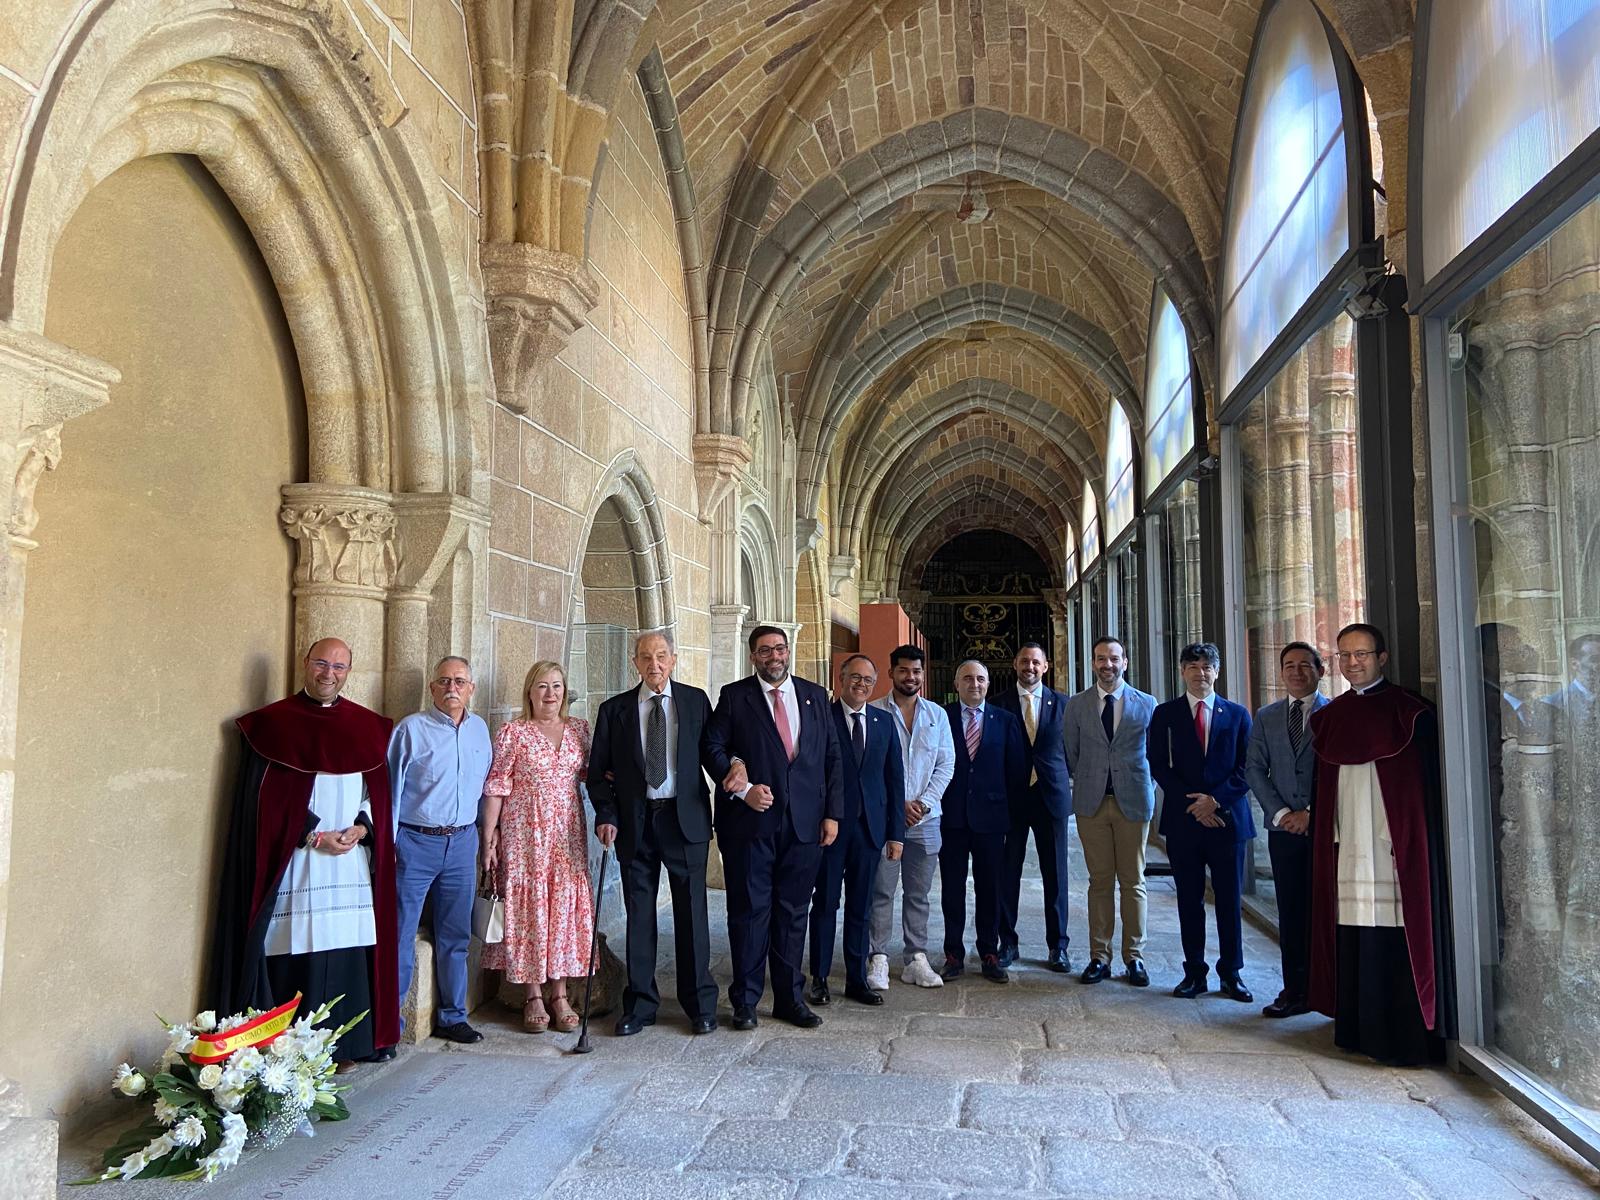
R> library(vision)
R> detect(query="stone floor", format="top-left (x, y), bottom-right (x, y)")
top-left (59, 838), bottom-right (1600, 1199)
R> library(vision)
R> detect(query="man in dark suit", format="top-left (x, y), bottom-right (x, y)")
top-left (705, 625), bottom-right (843, 1030)
top-left (993, 642), bottom-right (1073, 971)
top-left (940, 659), bottom-right (1028, 983)
top-left (1244, 640), bottom-right (1328, 1018)
top-left (590, 631), bottom-right (719, 1037)
top-left (807, 654), bottom-right (906, 1007)
top-left (1149, 641), bottom-right (1256, 1001)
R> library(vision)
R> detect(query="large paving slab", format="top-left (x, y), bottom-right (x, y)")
top-left (56, 832), bottom-right (1600, 1199)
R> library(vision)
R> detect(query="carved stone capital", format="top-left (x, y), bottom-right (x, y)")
top-left (1041, 588), bottom-right (1070, 619)
top-left (692, 433), bottom-right (751, 522)
top-left (280, 484), bottom-right (398, 596)
top-left (899, 588), bottom-right (929, 626)
top-left (794, 516), bottom-right (824, 556)
top-left (827, 554), bottom-right (857, 598)
top-left (390, 491), bottom-right (492, 593)
top-left (482, 243), bottom-right (600, 415)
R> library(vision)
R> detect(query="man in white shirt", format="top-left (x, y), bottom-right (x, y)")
top-left (866, 644), bottom-right (956, 989)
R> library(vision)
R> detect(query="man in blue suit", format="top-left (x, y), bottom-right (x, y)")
top-left (1149, 641), bottom-right (1256, 1001)
top-left (706, 625), bottom-right (844, 1030)
top-left (1245, 641), bottom-right (1328, 1018)
top-left (807, 654), bottom-right (905, 1007)
top-left (993, 642), bottom-right (1073, 971)
top-left (940, 660), bottom-right (1028, 983)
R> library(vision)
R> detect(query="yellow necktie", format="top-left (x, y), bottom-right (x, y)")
top-left (1024, 693), bottom-right (1038, 785)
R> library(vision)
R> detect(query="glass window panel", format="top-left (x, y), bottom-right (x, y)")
top-left (1219, 0), bottom-right (1352, 402)
top-left (1145, 287), bottom-right (1198, 497)
top-left (1421, 0), bottom-right (1600, 283)
top-left (1111, 543), bottom-right (1142, 689)
top-left (1064, 525), bottom-right (1080, 590)
top-left (1239, 312), bottom-right (1367, 900)
top-left (1453, 190), bottom-right (1600, 1129)
top-left (1151, 479), bottom-right (1205, 699)
top-left (1106, 400), bottom-right (1136, 539)
top-left (1080, 488), bottom-right (1102, 569)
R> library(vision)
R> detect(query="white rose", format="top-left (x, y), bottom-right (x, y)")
top-left (197, 1064), bottom-right (223, 1090)
top-left (114, 1068), bottom-right (147, 1098)
top-left (193, 1010), bottom-right (218, 1032)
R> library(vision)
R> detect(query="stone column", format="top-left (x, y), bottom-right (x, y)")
top-left (279, 483), bottom-right (397, 709)
top-left (0, 325), bottom-right (118, 1200)
top-left (709, 602), bottom-right (751, 703)
top-left (1042, 588), bottom-right (1071, 677)
top-left (482, 244), bottom-right (600, 416)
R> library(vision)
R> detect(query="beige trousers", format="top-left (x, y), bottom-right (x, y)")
top-left (1078, 795), bottom-right (1149, 964)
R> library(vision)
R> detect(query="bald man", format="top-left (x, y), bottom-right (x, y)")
top-left (209, 638), bottom-right (400, 1068)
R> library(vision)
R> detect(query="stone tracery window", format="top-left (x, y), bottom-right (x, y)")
top-left (1143, 285), bottom-right (1196, 498)
top-left (1079, 487), bottom-right (1101, 574)
top-left (1419, 0), bottom-right (1600, 286)
top-left (1218, 0), bottom-right (1358, 404)
top-left (1104, 400), bottom-right (1135, 542)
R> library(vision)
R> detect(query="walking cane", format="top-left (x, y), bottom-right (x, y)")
top-left (572, 845), bottom-right (610, 1054)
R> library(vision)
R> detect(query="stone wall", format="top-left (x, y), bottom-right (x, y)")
top-left (0, 154), bottom-right (305, 1126)
top-left (487, 77), bottom-right (709, 720)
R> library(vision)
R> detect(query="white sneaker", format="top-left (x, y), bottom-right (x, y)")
top-left (901, 952), bottom-right (944, 988)
top-left (866, 953), bottom-right (890, 991)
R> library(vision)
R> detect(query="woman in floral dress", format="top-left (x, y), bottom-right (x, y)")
top-left (480, 661), bottom-right (594, 1032)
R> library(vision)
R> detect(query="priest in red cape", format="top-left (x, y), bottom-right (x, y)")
top-left (1308, 622), bottom-right (1452, 1066)
top-left (208, 637), bottom-right (400, 1066)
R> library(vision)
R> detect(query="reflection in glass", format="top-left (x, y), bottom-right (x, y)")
top-left (1455, 192), bottom-right (1600, 1125)
top-left (1064, 524), bottom-right (1080, 591)
top-left (1153, 479), bottom-right (1205, 700)
top-left (1239, 312), bottom-right (1367, 902)
top-left (1111, 542), bottom-right (1141, 689)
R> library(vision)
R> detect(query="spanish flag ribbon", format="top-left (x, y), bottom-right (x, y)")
top-left (189, 993), bottom-right (301, 1065)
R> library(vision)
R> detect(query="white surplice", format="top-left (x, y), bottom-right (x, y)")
top-left (263, 771), bottom-right (376, 956)
top-left (1333, 761), bottom-right (1404, 927)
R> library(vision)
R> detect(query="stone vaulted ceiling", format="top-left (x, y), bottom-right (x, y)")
top-left (549, 0), bottom-right (1417, 590)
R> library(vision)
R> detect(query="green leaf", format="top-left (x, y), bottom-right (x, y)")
top-left (311, 1097), bottom-right (350, 1122)
top-left (97, 1118), bottom-right (167, 1169)
top-left (134, 1149), bottom-right (201, 1179)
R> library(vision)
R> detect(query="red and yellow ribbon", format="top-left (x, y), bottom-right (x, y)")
top-left (188, 993), bottom-right (301, 1065)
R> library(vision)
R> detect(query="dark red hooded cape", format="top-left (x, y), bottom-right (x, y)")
top-left (1307, 682), bottom-right (1450, 1032)
top-left (208, 692), bottom-right (398, 1048)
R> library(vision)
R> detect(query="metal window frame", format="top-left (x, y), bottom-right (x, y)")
top-left (1409, 0), bottom-right (1600, 1167)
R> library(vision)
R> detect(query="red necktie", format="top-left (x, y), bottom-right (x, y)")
top-left (1194, 699), bottom-right (1206, 751)
top-left (770, 687), bottom-right (796, 762)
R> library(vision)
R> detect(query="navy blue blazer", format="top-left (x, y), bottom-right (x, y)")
top-left (940, 702), bottom-right (1028, 835)
top-left (991, 685), bottom-right (1072, 819)
top-left (831, 701), bottom-right (907, 849)
top-left (1149, 694), bottom-right (1256, 845)
top-left (703, 674), bottom-right (844, 846)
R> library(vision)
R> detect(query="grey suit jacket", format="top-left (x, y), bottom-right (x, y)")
top-left (1062, 684), bottom-right (1157, 823)
top-left (1244, 693), bottom-right (1328, 827)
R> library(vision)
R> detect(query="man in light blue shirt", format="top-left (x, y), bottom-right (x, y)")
top-left (387, 655), bottom-right (493, 1045)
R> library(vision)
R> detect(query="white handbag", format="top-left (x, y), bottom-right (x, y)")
top-left (473, 877), bottom-right (504, 944)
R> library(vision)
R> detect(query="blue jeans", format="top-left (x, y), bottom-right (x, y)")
top-left (395, 825), bottom-right (477, 1027)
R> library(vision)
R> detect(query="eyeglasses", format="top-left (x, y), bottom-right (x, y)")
top-left (432, 677), bottom-right (472, 689)
top-left (1336, 650), bottom-right (1377, 662)
top-left (310, 660), bottom-right (350, 674)
top-left (842, 672), bottom-right (876, 685)
top-left (753, 645), bottom-right (789, 658)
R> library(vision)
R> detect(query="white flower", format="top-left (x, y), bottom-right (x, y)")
top-left (197, 1064), bottom-right (223, 1090)
top-left (269, 1035), bottom-right (298, 1059)
top-left (229, 1047), bottom-right (264, 1077)
top-left (213, 1087), bottom-right (245, 1113)
top-left (196, 1113), bottom-right (246, 1180)
top-left (217, 1013), bottom-right (250, 1032)
top-left (153, 1098), bottom-right (181, 1127)
top-left (120, 1152), bottom-right (148, 1179)
top-left (193, 1010), bottom-right (218, 1032)
top-left (259, 1060), bottom-right (294, 1094)
top-left (295, 1076), bottom-right (316, 1108)
top-left (172, 1116), bottom-right (206, 1148)
top-left (112, 1064), bottom-right (147, 1098)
